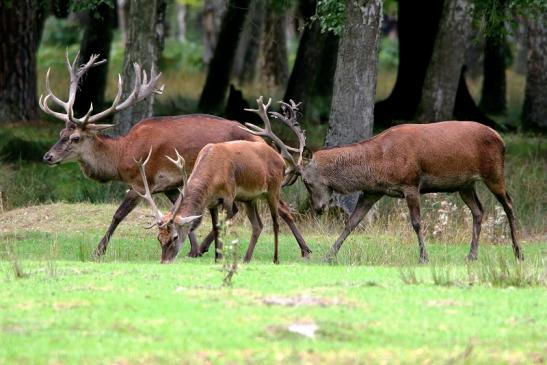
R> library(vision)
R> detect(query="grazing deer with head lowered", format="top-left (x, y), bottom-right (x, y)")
top-left (242, 97), bottom-right (524, 263)
top-left (134, 99), bottom-right (310, 263)
top-left (40, 51), bottom-right (311, 260)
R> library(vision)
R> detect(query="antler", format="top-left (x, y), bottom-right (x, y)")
top-left (133, 147), bottom-right (164, 228)
top-left (242, 96), bottom-right (307, 186)
top-left (165, 149), bottom-right (188, 215)
top-left (39, 49), bottom-right (164, 130)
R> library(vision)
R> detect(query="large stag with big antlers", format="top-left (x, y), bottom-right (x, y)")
top-left (135, 98), bottom-right (310, 263)
top-left (40, 52), bottom-right (311, 260)
top-left (243, 97), bottom-right (524, 263)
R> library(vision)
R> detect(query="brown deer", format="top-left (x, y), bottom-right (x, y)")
top-left (243, 97), bottom-right (524, 263)
top-left (134, 99), bottom-right (307, 263)
top-left (40, 51), bottom-right (311, 260)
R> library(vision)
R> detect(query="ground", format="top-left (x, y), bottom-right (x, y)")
top-left (1, 203), bottom-right (545, 364)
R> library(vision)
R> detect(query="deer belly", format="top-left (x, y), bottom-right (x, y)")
top-left (419, 174), bottom-right (481, 192)
top-left (235, 186), bottom-right (266, 201)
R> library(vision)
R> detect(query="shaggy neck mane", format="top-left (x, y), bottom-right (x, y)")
top-left (79, 135), bottom-right (122, 182)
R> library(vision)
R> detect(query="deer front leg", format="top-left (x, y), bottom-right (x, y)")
top-left (95, 189), bottom-right (141, 257)
top-left (326, 193), bottom-right (382, 262)
top-left (163, 190), bottom-right (201, 257)
top-left (278, 199), bottom-right (312, 258)
top-left (404, 189), bottom-right (428, 264)
top-left (243, 201), bottom-right (263, 263)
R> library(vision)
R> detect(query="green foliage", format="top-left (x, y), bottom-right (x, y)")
top-left (313, 0), bottom-right (345, 35)
top-left (40, 17), bottom-right (82, 47)
top-left (160, 39), bottom-right (204, 72)
top-left (68, 0), bottom-right (114, 13)
top-left (378, 36), bottom-right (399, 71)
top-left (473, 0), bottom-right (547, 38)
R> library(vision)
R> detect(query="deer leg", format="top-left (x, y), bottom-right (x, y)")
top-left (459, 187), bottom-right (484, 261)
top-left (95, 189), bottom-right (141, 257)
top-left (163, 190), bottom-right (201, 257)
top-left (199, 204), bottom-right (239, 255)
top-left (266, 196), bottom-right (280, 265)
top-left (209, 207), bottom-right (224, 261)
top-left (278, 200), bottom-right (312, 258)
top-left (326, 193), bottom-right (382, 261)
top-left (243, 201), bottom-right (263, 263)
top-left (404, 189), bottom-right (428, 264)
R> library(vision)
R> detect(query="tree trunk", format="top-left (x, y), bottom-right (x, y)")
top-left (117, 0), bottom-right (129, 44)
top-left (202, 0), bottom-right (227, 66)
top-left (416, 0), bottom-right (472, 122)
top-left (198, 0), bottom-right (251, 114)
top-left (284, 0), bottom-right (322, 113)
top-left (74, 2), bottom-right (115, 117)
top-left (0, 1), bottom-right (44, 122)
top-left (260, 2), bottom-right (289, 90)
top-left (479, 34), bottom-right (507, 114)
top-left (232, 0), bottom-right (265, 84)
top-left (522, 12), bottom-right (547, 132)
top-left (324, 0), bottom-right (383, 215)
top-left (176, 3), bottom-right (187, 43)
top-left (325, 0), bottom-right (383, 147)
top-left (113, 0), bottom-right (166, 136)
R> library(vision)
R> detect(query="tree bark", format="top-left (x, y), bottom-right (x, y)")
top-left (284, 0), bottom-right (322, 110)
top-left (202, 0), bottom-right (227, 66)
top-left (260, 1), bottom-right (289, 90)
top-left (176, 3), bottom-right (187, 43)
top-left (198, 0), bottom-right (251, 114)
top-left (479, 34), bottom-right (507, 114)
top-left (113, 0), bottom-right (166, 136)
top-left (74, 2), bottom-right (116, 117)
top-left (325, 0), bottom-right (383, 147)
top-left (324, 0), bottom-right (382, 215)
top-left (416, 0), bottom-right (472, 122)
top-left (522, 12), bottom-right (547, 132)
top-left (232, 0), bottom-right (265, 84)
top-left (0, 1), bottom-right (44, 122)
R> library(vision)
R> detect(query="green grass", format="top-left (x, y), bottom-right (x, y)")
top-left (1, 203), bottom-right (546, 364)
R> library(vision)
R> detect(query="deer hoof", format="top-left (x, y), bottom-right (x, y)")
top-left (466, 253), bottom-right (478, 262)
top-left (419, 256), bottom-right (429, 264)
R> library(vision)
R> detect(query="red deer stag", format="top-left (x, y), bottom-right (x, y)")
top-left (242, 97), bottom-right (524, 263)
top-left (40, 51), bottom-right (311, 260)
top-left (134, 99), bottom-right (309, 263)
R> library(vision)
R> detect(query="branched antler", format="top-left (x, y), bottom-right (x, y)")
top-left (241, 96), bottom-right (307, 186)
top-left (133, 147), bottom-right (164, 228)
top-left (39, 49), bottom-right (164, 130)
top-left (165, 149), bottom-right (188, 215)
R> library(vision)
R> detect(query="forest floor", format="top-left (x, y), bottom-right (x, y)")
top-left (1, 203), bottom-right (545, 364)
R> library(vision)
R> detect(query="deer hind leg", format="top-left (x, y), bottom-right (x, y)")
top-left (164, 190), bottom-right (201, 257)
top-left (95, 189), bottom-right (141, 257)
top-left (484, 181), bottom-right (524, 260)
top-left (199, 203), bottom-right (239, 256)
top-left (278, 199), bottom-right (312, 258)
top-left (243, 201), bottom-right (263, 263)
top-left (459, 186), bottom-right (484, 261)
top-left (326, 192), bottom-right (382, 262)
top-left (266, 195), bottom-right (280, 265)
top-left (209, 207), bottom-right (224, 261)
top-left (404, 189), bottom-right (428, 264)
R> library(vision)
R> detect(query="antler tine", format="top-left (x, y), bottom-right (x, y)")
top-left (270, 99), bottom-right (307, 166)
top-left (241, 96), bottom-right (298, 169)
top-left (165, 149), bottom-right (188, 216)
top-left (132, 147), bottom-right (164, 224)
top-left (87, 63), bottom-right (164, 123)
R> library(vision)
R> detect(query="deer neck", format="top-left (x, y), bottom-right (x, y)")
top-left (315, 142), bottom-right (380, 194)
top-left (78, 135), bottom-right (122, 182)
top-left (176, 179), bottom-right (216, 219)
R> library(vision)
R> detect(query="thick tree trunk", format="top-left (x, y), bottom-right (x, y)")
top-left (232, 0), bottom-right (265, 84)
top-left (117, 0), bottom-right (129, 44)
top-left (522, 13), bottom-right (547, 132)
top-left (0, 1), bottom-right (44, 122)
top-left (324, 0), bottom-right (383, 215)
top-left (325, 0), bottom-right (383, 147)
top-left (416, 0), bottom-right (472, 122)
top-left (202, 0), bottom-right (227, 66)
top-left (479, 34), bottom-right (507, 114)
top-left (74, 2), bottom-right (115, 117)
top-left (198, 0), bottom-right (251, 114)
top-left (260, 2), bottom-right (289, 90)
top-left (284, 0), bottom-right (322, 112)
top-left (113, 0), bottom-right (166, 136)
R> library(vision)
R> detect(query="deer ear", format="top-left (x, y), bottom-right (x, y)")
top-left (174, 215), bottom-right (201, 227)
top-left (86, 124), bottom-right (115, 133)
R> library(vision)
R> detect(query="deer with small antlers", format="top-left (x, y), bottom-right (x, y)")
top-left (242, 97), bottom-right (524, 263)
top-left (134, 98), bottom-right (310, 263)
top-left (40, 51), bottom-right (311, 260)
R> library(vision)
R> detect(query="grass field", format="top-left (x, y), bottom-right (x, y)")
top-left (1, 203), bottom-right (545, 364)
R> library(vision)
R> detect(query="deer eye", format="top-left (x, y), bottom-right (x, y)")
top-left (71, 136), bottom-right (81, 143)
